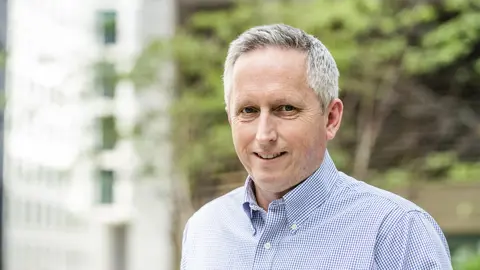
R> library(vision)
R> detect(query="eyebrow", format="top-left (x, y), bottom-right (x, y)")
top-left (271, 97), bottom-right (300, 105)
top-left (234, 95), bottom-right (304, 107)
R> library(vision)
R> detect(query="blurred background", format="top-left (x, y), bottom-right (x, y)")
top-left (0, 0), bottom-right (480, 269)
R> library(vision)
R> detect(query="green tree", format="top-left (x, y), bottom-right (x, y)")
top-left (132, 0), bottom-right (480, 192)
top-left (129, 0), bottom-right (480, 266)
top-left (455, 253), bottom-right (480, 270)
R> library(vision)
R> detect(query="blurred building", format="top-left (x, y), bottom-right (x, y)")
top-left (2, 0), bottom-right (176, 270)
top-left (0, 0), bottom-right (7, 268)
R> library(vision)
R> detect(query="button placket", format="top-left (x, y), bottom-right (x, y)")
top-left (252, 203), bottom-right (285, 268)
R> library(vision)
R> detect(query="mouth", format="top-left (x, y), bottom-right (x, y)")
top-left (254, 151), bottom-right (287, 160)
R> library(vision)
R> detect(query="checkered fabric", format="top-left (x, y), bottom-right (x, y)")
top-left (181, 151), bottom-right (452, 270)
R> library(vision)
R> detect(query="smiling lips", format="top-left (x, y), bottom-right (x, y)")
top-left (254, 152), bottom-right (287, 160)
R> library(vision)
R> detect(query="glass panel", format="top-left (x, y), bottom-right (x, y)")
top-left (98, 11), bottom-right (117, 44)
top-left (100, 116), bottom-right (117, 150)
top-left (99, 170), bottom-right (115, 204)
top-left (95, 62), bottom-right (116, 98)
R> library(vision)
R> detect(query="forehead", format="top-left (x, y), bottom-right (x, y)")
top-left (233, 47), bottom-right (307, 82)
top-left (231, 47), bottom-right (312, 103)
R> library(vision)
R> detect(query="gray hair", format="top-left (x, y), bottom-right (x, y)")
top-left (223, 23), bottom-right (339, 112)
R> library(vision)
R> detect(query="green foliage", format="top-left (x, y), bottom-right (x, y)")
top-left (454, 253), bottom-right (480, 270)
top-left (370, 151), bottom-right (480, 189)
top-left (129, 41), bottom-right (170, 89)
top-left (370, 168), bottom-right (412, 190)
top-left (405, 4), bottom-right (480, 73)
top-left (448, 162), bottom-right (480, 182)
top-left (130, 0), bottom-right (480, 187)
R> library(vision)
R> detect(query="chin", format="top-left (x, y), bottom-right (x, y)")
top-left (251, 173), bottom-right (291, 191)
top-left (251, 171), bottom-right (278, 182)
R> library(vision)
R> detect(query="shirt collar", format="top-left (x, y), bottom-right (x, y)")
top-left (242, 150), bottom-right (339, 228)
top-left (242, 176), bottom-right (260, 219)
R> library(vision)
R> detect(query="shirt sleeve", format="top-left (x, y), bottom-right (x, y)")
top-left (374, 209), bottom-right (453, 270)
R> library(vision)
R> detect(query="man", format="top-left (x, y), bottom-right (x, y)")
top-left (181, 24), bottom-right (452, 269)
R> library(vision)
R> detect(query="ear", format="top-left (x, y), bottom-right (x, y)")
top-left (325, 98), bottom-right (343, 141)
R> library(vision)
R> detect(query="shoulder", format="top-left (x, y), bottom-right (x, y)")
top-left (333, 172), bottom-right (448, 237)
top-left (185, 186), bottom-right (245, 230)
top-left (181, 186), bottom-right (246, 269)
top-left (181, 186), bottom-right (248, 255)
top-left (373, 208), bottom-right (452, 268)
top-left (336, 172), bottom-right (428, 215)
top-left (336, 173), bottom-right (451, 268)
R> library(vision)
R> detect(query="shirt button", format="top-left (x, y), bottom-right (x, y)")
top-left (291, 224), bottom-right (298, 230)
top-left (264, 242), bottom-right (271, 250)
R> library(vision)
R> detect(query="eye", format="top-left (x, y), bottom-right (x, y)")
top-left (279, 105), bottom-right (296, 112)
top-left (241, 107), bottom-right (257, 114)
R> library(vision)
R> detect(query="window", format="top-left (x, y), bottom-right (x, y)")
top-left (111, 225), bottom-right (128, 270)
top-left (99, 116), bottom-right (117, 150)
top-left (24, 201), bottom-right (31, 226)
top-left (55, 207), bottom-right (65, 229)
top-left (35, 203), bottom-right (42, 226)
top-left (95, 62), bottom-right (117, 98)
top-left (98, 170), bottom-right (115, 204)
top-left (97, 11), bottom-right (117, 44)
top-left (45, 205), bottom-right (52, 228)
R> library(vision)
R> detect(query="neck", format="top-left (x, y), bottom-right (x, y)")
top-left (254, 185), bottom-right (294, 211)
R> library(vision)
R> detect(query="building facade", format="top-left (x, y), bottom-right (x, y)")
top-left (0, 0), bottom-right (7, 269)
top-left (3, 0), bottom-right (176, 269)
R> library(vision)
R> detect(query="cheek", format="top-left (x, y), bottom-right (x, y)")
top-left (283, 128), bottom-right (311, 155)
top-left (285, 124), bottom-right (325, 155)
top-left (301, 137), bottom-right (319, 159)
top-left (232, 124), bottom-right (254, 149)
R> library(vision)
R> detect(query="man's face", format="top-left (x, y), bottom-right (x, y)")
top-left (228, 47), bottom-right (343, 196)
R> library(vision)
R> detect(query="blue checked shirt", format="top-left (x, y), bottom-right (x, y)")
top-left (181, 151), bottom-right (452, 269)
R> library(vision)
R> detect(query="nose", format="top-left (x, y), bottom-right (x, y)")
top-left (255, 112), bottom-right (277, 144)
